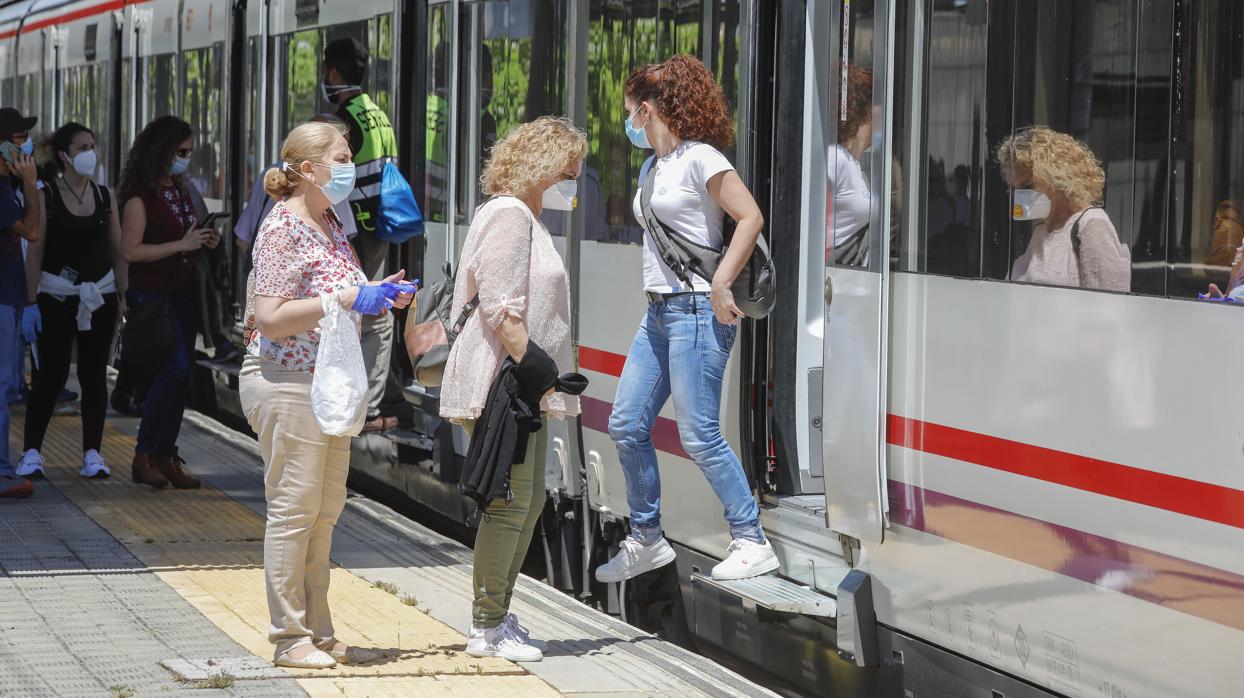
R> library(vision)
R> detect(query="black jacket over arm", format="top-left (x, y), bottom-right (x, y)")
top-left (459, 340), bottom-right (588, 511)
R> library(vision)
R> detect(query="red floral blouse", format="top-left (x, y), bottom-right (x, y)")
top-left (245, 201), bottom-right (366, 372)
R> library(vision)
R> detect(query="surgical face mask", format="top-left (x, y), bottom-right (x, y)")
top-left (20, 139), bottom-right (32, 156)
top-left (625, 107), bottom-right (651, 150)
top-left (169, 155), bottom-right (191, 177)
top-left (67, 150), bottom-right (97, 178)
top-left (1012, 188), bottom-right (1051, 221)
top-left (291, 161), bottom-right (357, 205)
top-left (542, 179), bottom-right (577, 211)
top-left (321, 81), bottom-right (361, 105)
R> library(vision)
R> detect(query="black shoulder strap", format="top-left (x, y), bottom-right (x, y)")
top-left (448, 199), bottom-right (535, 338)
top-left (639, 157), bottom-right (696, 288)
top-left (1069, 206), bottom-right (1102, 279)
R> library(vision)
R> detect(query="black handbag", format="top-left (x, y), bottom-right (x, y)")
top-left (406, 261), bottom-right (479, 387)
top-left (121, 292), bottom-right (174, 365)
top-left (639, 156), bottom-right (776, 318)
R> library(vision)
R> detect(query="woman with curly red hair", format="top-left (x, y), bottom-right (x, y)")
top-left (596, 54), bottom-right (778, 584)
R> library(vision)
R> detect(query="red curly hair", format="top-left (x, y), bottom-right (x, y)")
top-left (838, 64), bottom-right (873, 144)
top-left (624, 54), bottom-right (734, 150)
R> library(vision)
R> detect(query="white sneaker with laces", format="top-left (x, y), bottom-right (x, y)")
top-left (503, 613), bottom-right (546, 652)
top-left (16, 449), bottom-right (45, 479)
top-left (466, 622), bottom-right (543, 662)
top-left (594, 536), bottom-right (677, 583)
top-left (80, 450), bottom-right (111, 479)
top-left (710, 538), bottom-right (780, 580)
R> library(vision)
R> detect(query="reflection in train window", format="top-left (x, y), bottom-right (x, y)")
top-left (182, 44), bottom-right (223, 199)
top-left (894, 0), bottom-right (1244, 302)
top-left (282, 29), bottom-right (320, 137)
top-left (144, 54), bottom-right (176, 125)
top-left (424, 4), bottom-right (449, 224)
top-left (60, 62), bottom-right (110, 177)
top-left (370, 14), bottom-right (393, 116)
top-left (583, 0), bottom-right (733, 245)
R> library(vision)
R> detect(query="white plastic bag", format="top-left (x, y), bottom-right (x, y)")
top-left (311, 292), bottom-right (368, 436)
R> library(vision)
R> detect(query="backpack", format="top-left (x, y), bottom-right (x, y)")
top-left (638, 156), bottom-right (775, 318)
top-left (377, 160), bottom-right (425, 244)
top-left (404, 261), bottom-right (478, 387)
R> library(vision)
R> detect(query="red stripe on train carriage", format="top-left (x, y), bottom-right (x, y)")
top-left (0, 0), bottom-right (146, 41)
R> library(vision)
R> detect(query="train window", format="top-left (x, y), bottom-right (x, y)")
top-left (244, 38), bottom-right (261, 198)
top-left (583, 0), bottom-right (717, 245)
top-left (144, 55), bottom-right (177, 124)
top-left (60, 62), bottom-right (110, 175)
top-left (894, 0), bottom-right (1244, 303)
top-left (480, 0), bottom-right (569, 234)
top-left (182, 44), bottom-right (224, 200)
top-left (425, 4), bottom-right (449, 224)
top-left (370, 15), bottom-right (393, 117)
top-left (281, 29), bottom-right (320, 138)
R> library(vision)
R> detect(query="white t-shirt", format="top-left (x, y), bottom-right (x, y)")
top-left (632, 141), bottom-right (735, 293)
top-left (828, 143), bottom-right (871, 246)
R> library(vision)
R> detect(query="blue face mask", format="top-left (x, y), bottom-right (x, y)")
top-left (290, 161), bottom-right (357, 205)
top-left (169, 155), bottom-right (191, 177)
top-left (625, 107), bottom-right (651, 149)
top-left (20, 139), bottom-right (32, 156)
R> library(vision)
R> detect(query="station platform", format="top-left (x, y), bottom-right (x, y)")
top-left (2, 395), bottom-right (779, 697)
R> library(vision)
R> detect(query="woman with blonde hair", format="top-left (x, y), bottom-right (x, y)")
top-left (239, 120), bottom-right (414, 669)
top-left (997, 126), bottom-right (1130, 291)
top-left (440, 115), bottom-right (586, 662)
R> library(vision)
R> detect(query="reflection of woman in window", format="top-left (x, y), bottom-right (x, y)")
top-left (997, 127), bottom-right (1130, 292)
top-left (828, 65), bottom-right (873, 264)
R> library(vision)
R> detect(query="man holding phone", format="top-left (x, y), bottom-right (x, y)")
top-left (0, 108), bottom-right (42, 498)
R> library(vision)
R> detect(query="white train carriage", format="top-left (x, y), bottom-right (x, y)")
top-left (3, 0), bottom-right (1242, 695)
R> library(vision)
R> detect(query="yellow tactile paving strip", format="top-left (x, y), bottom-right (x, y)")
top-left (10, 408), bottom-right (560, 697)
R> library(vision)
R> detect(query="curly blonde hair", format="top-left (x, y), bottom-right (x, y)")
top-left (997, 126), bottom-right (1104, 210)
top-left (480, 116), bottom-right (587, 197)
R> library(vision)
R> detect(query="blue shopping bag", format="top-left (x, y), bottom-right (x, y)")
top-left (378, 160), bottom-right (425, 243)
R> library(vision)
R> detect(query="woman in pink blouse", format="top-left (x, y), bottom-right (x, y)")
top-left (238, 121), bottom-right (413, 670)
top-left (998, 126), bottom-right (1131, 292)
top-left (440, 116), bottom-right (586, 662)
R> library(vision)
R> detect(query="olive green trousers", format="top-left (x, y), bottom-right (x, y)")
top-left (462, 419), bottom-right (547, 628)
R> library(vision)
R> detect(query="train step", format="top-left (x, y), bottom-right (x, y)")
top-left (691, 571), bottom-right (837, 617)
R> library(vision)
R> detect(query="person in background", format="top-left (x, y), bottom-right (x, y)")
top-left (0, 108), bottom-right (42, 498)
top-left (233, 115), bottom-right (358, 250)
top-left (827, 64), bottom-right (873, 264)
top-left (596, 55), bottom-right (776, 584)
top-left (440, 117), bottom-right (586, 663)
top-left (17, 123), bottom-right (125, 481)
top-left (997, 126), bottom-right (1131, 292)
top-left (321, 37), bottom-right (408, 433)
top-left (239, 120), bottom-right (412, 669)
top-left (119, 115), bottom-right (218, 490)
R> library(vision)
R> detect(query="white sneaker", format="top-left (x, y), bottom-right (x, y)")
top-left (502, 613), bottom-right (546, 652)
top-left (594, 536), bottom-right (677, 583)
top-left (466, 622), bottom-right (543, 662)
top-left (80, 450), bottom-right (111, 479)
top-left (711, 538), bottom-right (780, 580)
top-left (16, 450), bottom-right (45, 479)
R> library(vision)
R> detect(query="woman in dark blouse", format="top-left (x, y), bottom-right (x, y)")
top-left (119, 116), bottom-right (219, 489)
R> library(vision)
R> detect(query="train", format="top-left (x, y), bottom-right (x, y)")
top-left (4, 0), bottom-right (1243, 696)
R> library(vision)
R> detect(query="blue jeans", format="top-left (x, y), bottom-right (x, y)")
top-left (609, 294), bottom-right (765, 545)
top-left (131, 289), bottom-right (198, 456)
top-left (0, 304), bottom-right (19, 475)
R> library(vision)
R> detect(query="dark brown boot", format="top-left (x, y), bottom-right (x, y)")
top-left (157, 454), bottom-right (201, 490)
top-left (131, 453), bottom-right (169, 489)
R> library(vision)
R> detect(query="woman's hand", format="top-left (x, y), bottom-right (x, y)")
top-left (378, 270), bottom-right (416, 311)
top-left (202, 228), bottom-right (221, 249)
top-left (180, 227), bottom-right (214, 252)
top-left (710, 281), bottom-right (743, 325)
top-left (1203, 283), bottom-right (1226, 300)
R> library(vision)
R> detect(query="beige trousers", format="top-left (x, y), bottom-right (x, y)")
top-left (240, 356), bottom-right (352, 659)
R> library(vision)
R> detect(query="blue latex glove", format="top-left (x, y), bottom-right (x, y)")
top-left (351, 282), bottom-right (416, 316)
top-left (20, 304), bottom-right (40, 343)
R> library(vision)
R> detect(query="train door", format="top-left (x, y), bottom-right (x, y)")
top-left (817, 0), bottom-right (895, 544)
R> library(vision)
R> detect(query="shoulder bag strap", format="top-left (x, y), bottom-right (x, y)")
top-left (1069, 206), bottom-right (1100, 277)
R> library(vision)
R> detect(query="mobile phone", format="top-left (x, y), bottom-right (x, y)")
top-left (200, 211), bottom-right (231, 229)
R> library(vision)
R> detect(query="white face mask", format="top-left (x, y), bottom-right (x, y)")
top-left (541, 179), bottom-right (577, 211)
top-left (68, 150), bottom-right (97, 178)
top-left (1012, 188), bottom-right (1051, 221)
